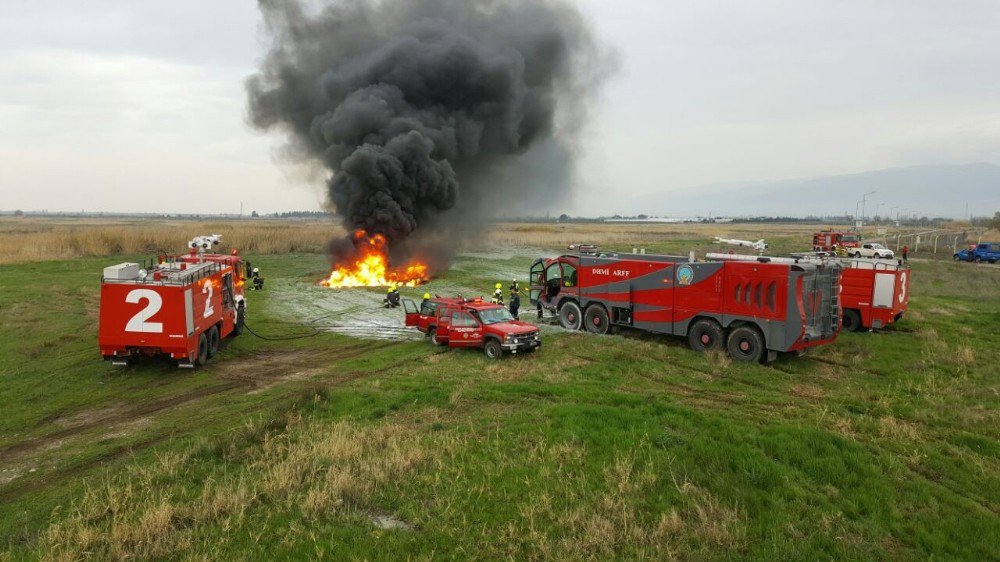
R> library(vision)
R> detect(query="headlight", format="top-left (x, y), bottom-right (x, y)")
top-left (505, 335), bottom-right (513, 342)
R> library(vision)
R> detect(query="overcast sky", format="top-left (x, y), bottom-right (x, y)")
top-left (1, 0), bottom-right (997, 215)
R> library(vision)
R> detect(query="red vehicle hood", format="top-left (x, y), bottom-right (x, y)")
top-left (489, 321), bottom-right (539, 335)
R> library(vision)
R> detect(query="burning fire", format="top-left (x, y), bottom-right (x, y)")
top-left (319, 231), bottom-right (429, 288)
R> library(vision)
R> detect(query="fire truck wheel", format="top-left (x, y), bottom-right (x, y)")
top-left (558, 301), bottom-right (583, 331)
top-left (483, 339), bottom-right (502, 359)
top-left (726, 326), bottom-right (764, 363)
top-left (207, 326), bottom-right (220, 357)
top-left (841, 309), bottom-right (863, 332)
top-left (584, 304), bottom-right (610, 335)
top-left (688, 319), bottom-right (724, 352)
top-left (429, 327), bottom-right (444, 346)
top-left (196, 334), bottom-right (209, 366)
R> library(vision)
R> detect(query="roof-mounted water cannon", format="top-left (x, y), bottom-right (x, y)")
top-left (188, 234), bottom-right (222, 262)
top-left (567, 243), bottom-right (598, 255)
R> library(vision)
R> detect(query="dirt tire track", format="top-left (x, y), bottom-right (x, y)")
top-left (10, 342), bottom-right (396, 462)
top-left (0, 382), bottom-right (246, 463)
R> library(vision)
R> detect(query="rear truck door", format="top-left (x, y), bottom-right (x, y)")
top-left (872, 272), bottom-right (896, 309)
top-left (448, 311), bottom-right (484, 348)
top-left (402, 299), bottom-right (419, 327)
top-left (98, 284), bottom-right (186, 353)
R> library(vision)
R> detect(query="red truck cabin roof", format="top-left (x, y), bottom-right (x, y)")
top-left (430, 297), bottom-right (503, 312)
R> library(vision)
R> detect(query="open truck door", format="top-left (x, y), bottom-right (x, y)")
top-left (402, 299), bottom-right (419, 326)
top-left (529, 258), bottom-right (545, 306)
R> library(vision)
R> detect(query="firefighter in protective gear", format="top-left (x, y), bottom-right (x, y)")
top-left (420, 292), bottom-right (431, 314)
top-left (250, 267), bottom-right (264, 291)
top-left (384, 285), bottom-right (401, 308)
top-left (491, 282), bottom-right (504, 306)
top-left (509, 291), bottom-right (521, 320)
top-left (509, 278), bottom-right (519, 294)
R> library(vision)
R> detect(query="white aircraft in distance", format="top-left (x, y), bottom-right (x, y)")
top-left (714, 237), bottom-right (769, 253)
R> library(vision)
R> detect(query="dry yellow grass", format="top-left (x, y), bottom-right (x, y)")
top-left (0, 217), bottom-right (344, 264)
top-left (1, 216), bottom-right (834, 264)
top-left (482, 221), bottom-right (824, 249)
top-left (37, 417), bottom-right (438, 561)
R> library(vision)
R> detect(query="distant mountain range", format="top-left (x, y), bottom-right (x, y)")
top-left (624, 163), bottom-right (1000, 219)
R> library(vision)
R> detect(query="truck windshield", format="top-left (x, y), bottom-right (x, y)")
top-left (476, 308), bottom-right (515, 325)
top-left (842, 234), bottom-right (858, 242)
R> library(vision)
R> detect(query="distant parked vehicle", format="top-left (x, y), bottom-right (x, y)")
top-left (954, 243), bottom-right (1000, 263)
top-left (812, 230), bottom-right (861, 252)
top-left (852, 243), bottom-right (895, 260)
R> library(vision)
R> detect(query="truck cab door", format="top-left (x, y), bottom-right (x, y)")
top-left (436, 308), bottom-right (455, 343)
top-left (449, 311), bottom-right (484, 347)
top-left (529, 259), bottom-right (545, 305)
top-left (544, 262), bottom-right (563, 301)
top-left (402, 299), bottom-right (419, 326)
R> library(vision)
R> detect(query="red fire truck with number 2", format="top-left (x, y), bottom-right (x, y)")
top-left (98, 235), bottom-right (249, 368)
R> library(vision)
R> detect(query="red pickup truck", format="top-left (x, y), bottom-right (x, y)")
top-left (403, 297), bottom-right (541, 358)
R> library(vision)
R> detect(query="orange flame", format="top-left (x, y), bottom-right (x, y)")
top-left (319, 231), bottom-right (429, 288)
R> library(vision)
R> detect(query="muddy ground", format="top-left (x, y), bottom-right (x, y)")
top-left (268, 249), bottom-right (558, 340)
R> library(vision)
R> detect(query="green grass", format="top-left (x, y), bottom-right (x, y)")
top-left (1, 248), bottom-right (998, 560)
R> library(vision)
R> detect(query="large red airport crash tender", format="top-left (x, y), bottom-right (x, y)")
top-left (530, 245), bottom-right (842, 362)
top-left (99, 235), bottom-right (248, 368)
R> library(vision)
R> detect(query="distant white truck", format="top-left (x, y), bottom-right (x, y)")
top-left (852, 243), bottom-right (895, 260)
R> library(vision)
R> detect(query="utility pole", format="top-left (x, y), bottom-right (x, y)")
top-left (861, 191), bottom-right (875, 222)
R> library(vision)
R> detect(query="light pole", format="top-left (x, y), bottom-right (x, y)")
top-left (860, 191), bottom-right (876, 223)
top-left (874, 202), bottom-right (884, 225)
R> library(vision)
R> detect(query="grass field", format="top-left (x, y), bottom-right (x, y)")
top-left (1, 220), bottom-right (998, 560)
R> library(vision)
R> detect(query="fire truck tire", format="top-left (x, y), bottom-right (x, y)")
top-left (841, 309), bottom-right (863, 332)
top-left (688, 319), bottom-right (724, 352)
top-left (726, 326), bottom-right (764, 363)
top-left (483, 339), bottom-right (502, 359)
top-left (196, 333), bottom-right (209, 366)
top-left (584, 304), bottom-right (610, 335)
top-left (207, 326), bottom-right (220, 357)
top-left (558, 301), bottom-right (583, 331)
top-left (429, 327), bottom-right (444, 346)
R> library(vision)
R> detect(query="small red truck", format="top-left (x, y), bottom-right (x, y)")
top-left (98, 236), bottom-right (248, 368)
top-left (403, 296), bottom-right (541, 358)
top-left (709, 253), bottom-right (911, 332)
top-left (813, 230), bottom-right (861, 252)
top-left (530, 245), bottom-right (842, 362)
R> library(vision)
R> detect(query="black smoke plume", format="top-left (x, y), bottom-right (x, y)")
top-left (247, 0), bottom-right (610, 267)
